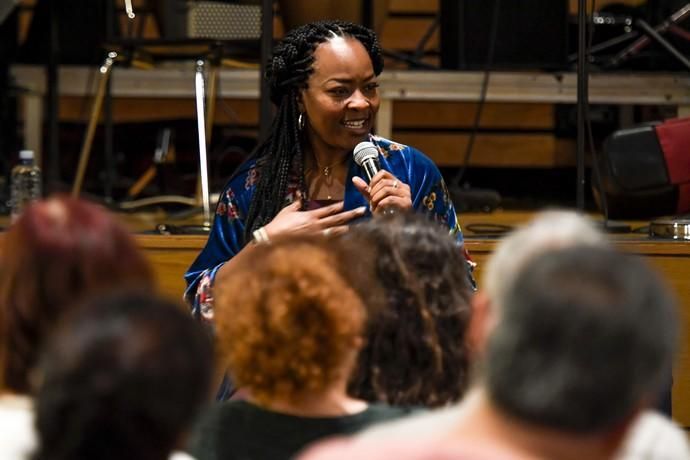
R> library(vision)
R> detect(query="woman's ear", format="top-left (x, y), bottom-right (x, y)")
top-left (466, 290), bottom-right (495, 358)
top-left (296, 91), bottom-right (306, 114)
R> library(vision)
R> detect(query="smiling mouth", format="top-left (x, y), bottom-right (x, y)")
top-left (343, 119), bottom-right (368, 129)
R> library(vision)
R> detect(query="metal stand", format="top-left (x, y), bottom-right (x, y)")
top-left (576, 0), bottom-right (587, 210)
top-left (46, 0), bottom-right (60, 191)
top-left (608, 4), bottom-right (690, 70)
top-left (194, 59), bottom-right (212, 229)
top-left (259, 0), bottom-right (274, 140)
top-left (71, 51), bottom-right (118, 197)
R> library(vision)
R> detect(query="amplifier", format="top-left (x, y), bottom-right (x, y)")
top-left (440, 0), bottom-right (569, 70)
top-left (159, 1), bottom-right (262, 41)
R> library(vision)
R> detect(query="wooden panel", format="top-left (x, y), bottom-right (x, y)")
top-left (393, 132), bottom-right (576, 167)
top-left (4, 212), bottom-right (689, 426)
top-left (464, 236), bottom-right (690, 429)
top-left (389, 0), bottom-right (438, 14)
top-left (56, 96), bottom-right (260, 125)
top-left (568, 0), bottom-right (645, 14)
top-left (380, 17), bottom-right (439, 51)
top-left (393, 102), bottom-right (554, 129)
top-left (137, 235), bottom-right (203, 300)
top-left (131, 228), bottom-right (690, 429)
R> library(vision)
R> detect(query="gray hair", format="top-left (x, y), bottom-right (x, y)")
top-left (483, 210), bottom-right (608, 311)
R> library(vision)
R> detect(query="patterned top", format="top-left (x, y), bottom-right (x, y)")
top-left (184, 135), bottom-right (471, 321)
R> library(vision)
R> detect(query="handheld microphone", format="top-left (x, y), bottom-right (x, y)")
top-left (353, 141), bottom-right (381, 181)
top-left (353, 141), bottom-right (396, 216)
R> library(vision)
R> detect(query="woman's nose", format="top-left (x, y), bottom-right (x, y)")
top-left (347, 90), bottom-right (370, 110)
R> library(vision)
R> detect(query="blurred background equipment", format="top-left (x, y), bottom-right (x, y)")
top-left (0, 0), bottom-right (17, 24)
top-left (155, 0), bottom-right (262, 40)
top-left (439, 0), bottom-right (569, 70)
top-left (596, 117), bottom-right (690, 219)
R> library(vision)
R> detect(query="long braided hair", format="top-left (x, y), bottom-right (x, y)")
top-left (243, 20), bottom-right (384, 242)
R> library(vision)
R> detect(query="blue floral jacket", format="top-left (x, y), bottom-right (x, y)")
top-left (184, 135), bottom-right (471, 321)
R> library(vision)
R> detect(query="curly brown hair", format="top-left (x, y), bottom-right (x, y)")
top-left (346, 214), bottom-right (473, 407)
top-left (214, 236), bottom-right (367, 404)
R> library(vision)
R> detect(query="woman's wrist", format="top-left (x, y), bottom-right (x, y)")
top-left (252, 226), bottom-right (270, 245)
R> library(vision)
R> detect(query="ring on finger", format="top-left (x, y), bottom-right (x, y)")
top-left (322, 228), bottom-right (332, 236)
top-left (392, 179), bottom-right (399, 189)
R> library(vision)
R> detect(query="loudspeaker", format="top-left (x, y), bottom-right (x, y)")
top-left (440, 0), bottom-right (569, 70)
top-left (596, 117), bottom-right (690, 219)
top-left (156, 0), bottom-right (261, 41)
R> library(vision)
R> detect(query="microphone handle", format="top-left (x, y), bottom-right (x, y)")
top-left (362, 157), bottom-right (396, 216)
top-left (362, 158), bottom-right (380, 182)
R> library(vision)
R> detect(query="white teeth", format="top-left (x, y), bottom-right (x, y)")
top-left (344, 120), bottom-right (366, 128)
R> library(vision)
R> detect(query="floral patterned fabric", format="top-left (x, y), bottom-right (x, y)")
top-left (184, 135), bottom-right (472, 321)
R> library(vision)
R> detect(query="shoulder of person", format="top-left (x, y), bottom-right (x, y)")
top-left (298, 433), bottom-right (521, 460)
top-left (169, 451), bottom-right (198, 460)
top-left (362, 403), bottom-right (417, 421)
top-left (615, 410), bottom-right (690, 460)
top-left (370, 135), bottom-right (438, 172)
top-left (221, 158), bottom-right (260, 195)
top-left (358, 405), bottom-right (460, 442)
top-left (0, 395), bottom-right (36, 458)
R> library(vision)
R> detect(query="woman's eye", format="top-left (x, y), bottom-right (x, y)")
top-left (329, 87), bottom-right (350, 97)
top-left (364, 82), bottom-right (380, 92)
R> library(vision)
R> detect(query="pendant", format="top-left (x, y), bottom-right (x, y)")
top-left (323, 166), bottom-right (330, 177)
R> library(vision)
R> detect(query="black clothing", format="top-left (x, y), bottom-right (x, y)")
top-left (189, 400), bottom-right (409, 460)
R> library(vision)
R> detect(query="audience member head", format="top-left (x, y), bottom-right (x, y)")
top-left (469, 210), bottom-right (607, 356)
top-left (214, 236), bottom-right (367, 405)
top-left (33, 291), bottom-right (213, 460)
top-left (346, 214), bottom-right (473, 407)
top-left (0, 195), bottom-right (153, 394)
top-left (484, 246), bottom-right (678, 434)
top-left (483, 210), bottom-right (607, 308)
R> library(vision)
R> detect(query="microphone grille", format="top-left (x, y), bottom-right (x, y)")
top-left (353, 141), bottom-right (380, 166)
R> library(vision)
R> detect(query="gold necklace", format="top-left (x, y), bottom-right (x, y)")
top-left (314, 155), bottom-right (349, 179)
top-left (308, 154), bottom-right (349, 200)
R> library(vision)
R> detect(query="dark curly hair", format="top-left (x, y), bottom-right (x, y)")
top-left (242, 20), bottom-right (384, 242)
top-left (346, 214), bottom-right (473, 407)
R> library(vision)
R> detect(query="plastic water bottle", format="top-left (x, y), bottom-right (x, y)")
top-left (10, 150), bottom-right (42, 223)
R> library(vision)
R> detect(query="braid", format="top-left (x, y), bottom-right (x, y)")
top-left (243, 20), bottom-right (383, 241)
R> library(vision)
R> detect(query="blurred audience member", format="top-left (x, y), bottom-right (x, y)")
top-left (346, 214), bottom-right (473, 407)
top-left (0, 196), bottom-right (153, 458)
top-left (302, 212), bottom-right (684, 460)
top-left (189, 237), bottom-right (407, 460)
top-left (33, 291), bottom-right (213, 460)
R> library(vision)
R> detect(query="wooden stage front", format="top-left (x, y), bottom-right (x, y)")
top-left (2, 210), bottom-right (690, 428)
top-left (135, 211), bottom-right (690, 429)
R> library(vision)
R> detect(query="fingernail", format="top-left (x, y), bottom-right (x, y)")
top-left (357, 206), bottom-right (367, 213)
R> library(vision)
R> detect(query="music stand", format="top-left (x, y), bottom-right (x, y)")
top-left (575, 3), bottom-right (690, 70)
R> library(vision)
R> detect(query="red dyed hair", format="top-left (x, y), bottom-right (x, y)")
top-left (215, 236), bottom-right (366, 404)
top-left (0, 196), bottom-right (154, 393)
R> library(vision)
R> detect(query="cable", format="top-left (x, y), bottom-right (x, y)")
top-left (586, 0), bottom-right (601, 216)
top-left (450, 0), bottom-right (501, 188)
top-left (584, 0), bottom-right (616, 230)
top-left (465, 223), bottom-right (514, 236)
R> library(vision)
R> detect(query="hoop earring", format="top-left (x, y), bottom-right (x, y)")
top-left (298, 113), bottom-right (305, 131)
